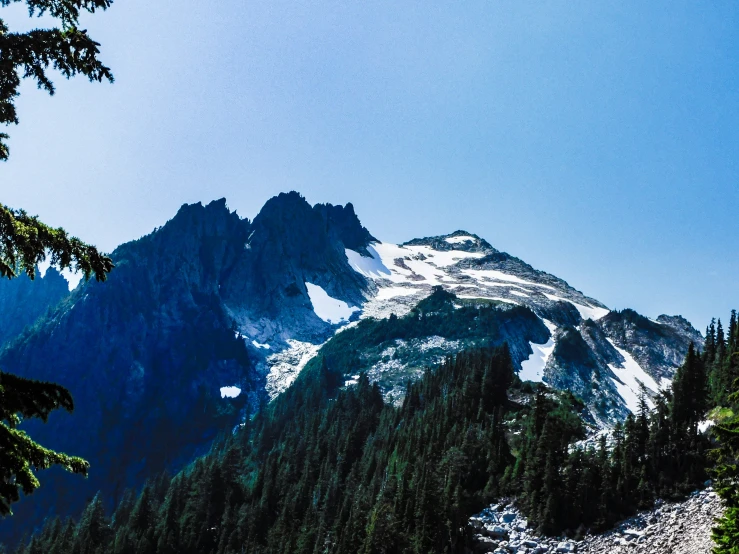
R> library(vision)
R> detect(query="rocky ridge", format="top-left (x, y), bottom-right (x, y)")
top-left (470, 487), bottom-right (722, 554)
top-left (338, 231), bottom-right (701, 423)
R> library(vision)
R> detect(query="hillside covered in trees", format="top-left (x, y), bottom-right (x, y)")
top-left (11, 309), bottom-right (738, 554)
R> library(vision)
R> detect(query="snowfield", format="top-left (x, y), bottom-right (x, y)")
top-left (305, 282), bottom-right (359, 324)
top-left (541, 292), bottom-right (610, 321)
top-left (261, 233), bottom-right (680, 420)
top-left (519, 319), bottom-right (557, 382)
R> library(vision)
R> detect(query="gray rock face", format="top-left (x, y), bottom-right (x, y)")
top-left (470, 488), bottom-right (723, 554)
top-left (222, 192), bottom-right (371, 343)
top-left (599, 309), bottom-right (704, 382)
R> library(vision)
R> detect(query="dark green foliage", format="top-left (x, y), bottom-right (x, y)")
top-left (709, 314), bottom-right (739, 409)
top-left (672, 343), bottom-right (708, 435)
top-left (0, 203), bottom-right (113, 281)
top-left (0, 0), bottom-right (114, 161)
top-left (0, 371), bottom-right (88, 515)
top-left (709, 312), bottom-right (739, 553)
top-left (16, 347), bottom-right (518, 553)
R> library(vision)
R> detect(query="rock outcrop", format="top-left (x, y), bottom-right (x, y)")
top-left (470, 487), bottom-right (723, 554)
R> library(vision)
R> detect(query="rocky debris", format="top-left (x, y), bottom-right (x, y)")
top-left (470, 488), bottom-right (723, 554)
top-left (578, 487), bottom-right (723, 554)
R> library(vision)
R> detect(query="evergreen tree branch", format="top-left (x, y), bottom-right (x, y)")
top-left (0, 371), bottom-right (75, 424)
top-left (0, 1), bottom-right (114, 161)
top-left (0, 202), bottom-right (114, 281)
top-left (1, 0), bottom-right (112, 29)
top-left (0, 421), bottom-right (89, 516)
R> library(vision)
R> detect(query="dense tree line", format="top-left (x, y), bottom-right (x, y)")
top-left (706, 311), bottom-right (739, 553)
top-left (509, 341), bottom-right (709, 537)
top-left (13, 347), bottom-right (520, 553)
top-left (13, 310), bottom-right (739, 553)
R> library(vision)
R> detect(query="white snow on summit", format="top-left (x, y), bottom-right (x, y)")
top-left (345, 238), bottom-right (611, 331)
top-left (305, 282), bottom-right (359, 324)
top-left (444, 235), bottom-right (477, 244)
top-left (519, 319), bottom-right (557, 382)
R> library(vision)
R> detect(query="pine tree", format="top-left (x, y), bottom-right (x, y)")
top-left (72, 493), bottom-right (111, 554)
top-left (672, 343), bottom-right (707, 436)
top-left (712, 318), bottom-right (739, 554)
top-left (706, 319), bottom-right (718, 365)
top-left (712, 404), bottom-right (739, 552)
top-left (718, 320), bottom-right (728, 365)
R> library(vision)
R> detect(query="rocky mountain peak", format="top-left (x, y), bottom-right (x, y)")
top-left (403, 230), bottom-right (495, 254)
top-left (657, 314), bottom-right (704, 343)
top-left (313, 201), bottom-right (377, 255)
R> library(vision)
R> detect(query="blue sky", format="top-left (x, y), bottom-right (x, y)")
top-left (2, 1), bottom-right (737, 329)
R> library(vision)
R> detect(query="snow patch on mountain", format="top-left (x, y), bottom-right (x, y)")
top-left (252, 340), bottom-right (270, 349)
top-left (607, 339), bottom-right (662, 412)
top-left (520, 319), bottom-right (557, 382)
top-left (542, 292), bottom-right (610, 321)
top-left (461, 268), bottom-right (556, 290)
top-left (457, 294), bottom-right (518, 305)
top-left (305, 282), bottom-right (359, 324)
top-left (345, 246), bottom-right (391, 279)
top-left (220, 386), bottom-right (241, 398)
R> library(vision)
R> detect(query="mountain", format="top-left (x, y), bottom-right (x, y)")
top-left (0, 267), bottom-right (69, 346)
top-left (0, 192), bottom-right (701, 543)
top-left (0, 193), bottom-right (375, 542)
top-left (308, 230), bottom-right (702, 423)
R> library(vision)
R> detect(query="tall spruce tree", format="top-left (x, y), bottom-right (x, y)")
top-left (671, 343), bottom-right (707, 436)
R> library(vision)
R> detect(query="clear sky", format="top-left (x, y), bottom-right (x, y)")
top-left (2, 1), bottom-right (737, 330)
